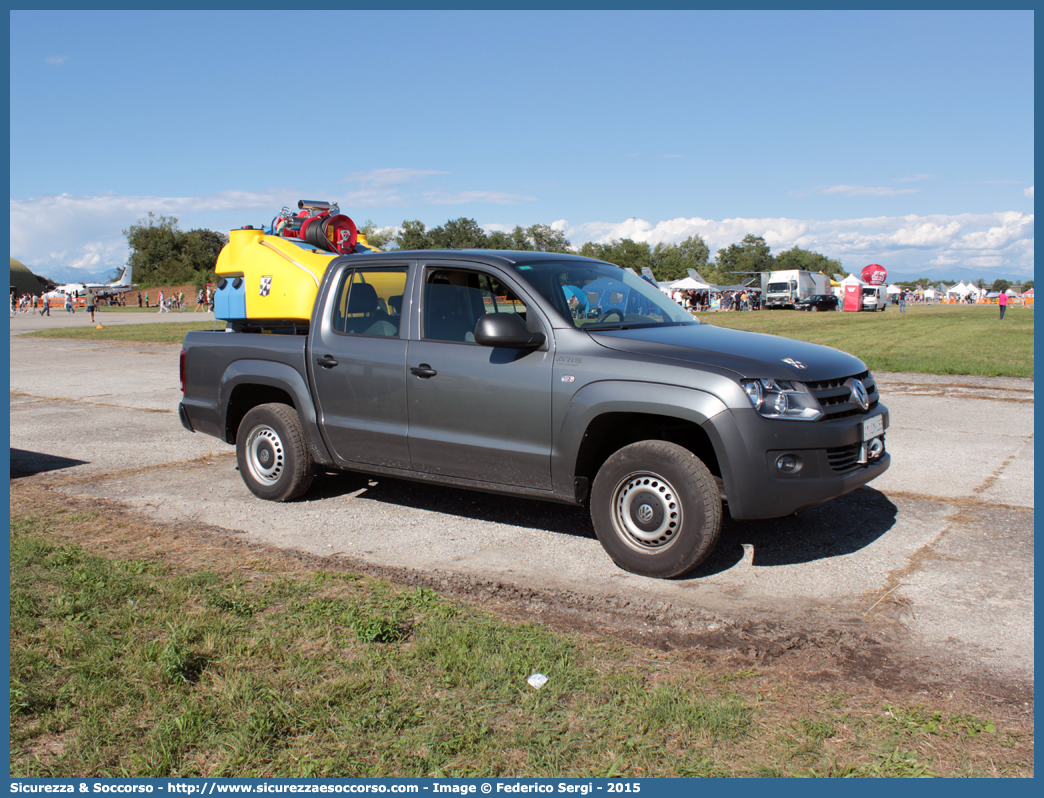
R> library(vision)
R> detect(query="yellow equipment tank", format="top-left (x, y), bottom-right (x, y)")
top-left (215, 229), bottom-right (338, 322)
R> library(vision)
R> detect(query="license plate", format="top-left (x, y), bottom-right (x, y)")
top-left (862, 414), bottom-right (884, 440)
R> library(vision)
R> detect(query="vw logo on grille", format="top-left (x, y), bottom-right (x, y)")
top-left (851, 380), bottom-right (869, 410)
top-left (637, 504), bottom-right (655, 523)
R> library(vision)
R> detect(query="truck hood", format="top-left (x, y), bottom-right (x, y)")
top-left (587, 324), bottom-right (867, 381)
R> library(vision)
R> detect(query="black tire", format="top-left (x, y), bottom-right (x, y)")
top-left (236, 403), bottom-right (314, 502)
top-left (810, 306), bottom-right (818, 312)
top-left (590, 441), bottom-right (722, 578)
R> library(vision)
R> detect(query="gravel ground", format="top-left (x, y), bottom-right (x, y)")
top-left (8, 321), bottom-right (1035, 705)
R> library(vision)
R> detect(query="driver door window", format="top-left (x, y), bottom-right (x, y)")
top-left (423, 269), bottom-right (528, 343)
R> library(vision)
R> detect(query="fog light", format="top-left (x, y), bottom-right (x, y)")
top-left (775, 454), bottom-right (802, 474)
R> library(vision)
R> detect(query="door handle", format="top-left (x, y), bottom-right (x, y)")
top-left (316, 354), bottom-right (339, 368)
top-left (410, 364), bottom-right (438, 378)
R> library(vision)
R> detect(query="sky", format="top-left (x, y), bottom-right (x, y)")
top-left (9, 9), bottom-right (1035, 285)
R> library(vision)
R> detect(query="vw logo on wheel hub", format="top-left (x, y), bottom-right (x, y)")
top-left (637, 503), bottom-right (655, 523)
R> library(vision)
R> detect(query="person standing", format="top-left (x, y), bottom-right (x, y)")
top-left (40, 294), bottom-right (50, 316)
top-left (998, 289), bottom-right (1008, 320)
top-left (86, 289), bottom-right (97, 323)
top-left (157, 290), bottom-right (168, 313)
top-left (898, 289), bottom-right (906, 313)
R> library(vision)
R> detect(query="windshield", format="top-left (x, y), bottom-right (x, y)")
top-left (509, 261), bottom-right (696, 330)
top-left (767, 282), bottom-right (791, 293)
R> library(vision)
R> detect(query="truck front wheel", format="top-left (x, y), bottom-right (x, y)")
top-left (236, 403), bottom-right (314, 502)
top-left (590, 441), bottom-right (722, 578)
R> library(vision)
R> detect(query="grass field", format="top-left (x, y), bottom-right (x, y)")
top-left (703, 303), bottom-right (1033, 378)
top-left (22, 302), bottom-right (1033, 376)
top-left (23, 320), bottom-right (220, 345)
top-left (10, 486), bottom-right (1032, 778)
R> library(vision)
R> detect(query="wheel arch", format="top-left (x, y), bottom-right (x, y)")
top-left (219, 360), bottom-right (335, 465)
top-left (553, 381), bottom-right (729, 503)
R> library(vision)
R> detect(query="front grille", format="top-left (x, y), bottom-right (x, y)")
top-left (807, 370), bottom-right (879, 421)
top-left (826, 441), bottom-right (863, 473)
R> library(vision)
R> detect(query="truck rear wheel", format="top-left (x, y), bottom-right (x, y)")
top-left (236, 403), bottom-right (314, 502)
top-left (590, 441), bottom-right (722, 579)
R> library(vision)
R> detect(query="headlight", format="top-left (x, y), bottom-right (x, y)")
top-left (740, 378), bottom-right (823, 421)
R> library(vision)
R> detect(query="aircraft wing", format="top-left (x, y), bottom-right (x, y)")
top-left (686, 270), bottom-right (756, 292)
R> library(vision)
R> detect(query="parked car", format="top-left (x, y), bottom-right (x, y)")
top-left (794, 294), bottom-right (840, 312)
top-left (180, 224), bottom-right (889, 579)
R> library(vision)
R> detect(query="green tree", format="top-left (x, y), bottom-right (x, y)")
top-left (180, 229), bottom-right (228, 273)
top-left (774, 246), bottom-right (844, 277)
top-left (526, 223), bottom-right (572, 253)
top-left (991, 278), bottom-right (1012, 293)
top-left (394, 220), bottom-right (431, 250)
top-left (123, 213), bottom-right (182, 286)
top-left (651, 234), bottom-right (710, 282)
top-left (714, 234), bottom-right (775, 282)
top-left (486, 226), bottom-right (531, 250)
top-left (1022, 280), bottom-right (1033, 291)
top-left (123, 214), bottom-right (227, 288)
top-left (578, 239), bottom-right (654, 273)
top-left (427, 217), bottom-right (489, 250)
top-left (358, 220), bottom-right (395, 250)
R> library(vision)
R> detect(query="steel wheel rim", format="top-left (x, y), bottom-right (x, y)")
top-left (610, 471), bottom-right (682, 553)
top-left (245, 425), bottom-right (285, 486)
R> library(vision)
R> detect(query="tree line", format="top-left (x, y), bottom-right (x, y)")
top-left (134, 211), bottom-right (1028, 291)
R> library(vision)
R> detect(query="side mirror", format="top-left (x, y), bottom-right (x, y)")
top-left (473, 313), bottom-right (545, 349)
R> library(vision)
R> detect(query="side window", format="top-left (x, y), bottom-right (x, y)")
top-left (423, 269), bottom-right (528, 343)
top-left (332, 267), bottom-right (408, 337)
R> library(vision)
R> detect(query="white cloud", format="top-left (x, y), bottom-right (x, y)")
top-left (10, 190), bottom-right (289, 280)
top-left (894, 174), bottom-right (934, 183)
top-left (423, 190), bottom-right (536, 206)
top-left (1025, 186), bottom-right (1034, 199)
top-left (340, 168), bottom-right (448, 187)
top-left (44, 55), bottom-right (68, 66)
top-left (10, 191), bottom-right (1035, 283)
top-left (554, 211), bottom-right (1035, 280)
top-left (815, 184), bottom-right (920, 197)
top-left (333, 169), bottom-right (537, 208)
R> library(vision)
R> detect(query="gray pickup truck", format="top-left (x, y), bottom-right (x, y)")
top-left (179, 249), bottom-right (889, 578)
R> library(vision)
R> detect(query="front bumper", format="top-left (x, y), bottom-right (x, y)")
top-left (705, 404), bottom-right (891, 519)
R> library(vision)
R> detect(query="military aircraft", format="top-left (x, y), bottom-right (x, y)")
top-left (43, 265), bottom-right (136, 302)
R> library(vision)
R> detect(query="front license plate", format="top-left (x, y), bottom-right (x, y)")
top-left (862, 414), bottom-right (884, 440)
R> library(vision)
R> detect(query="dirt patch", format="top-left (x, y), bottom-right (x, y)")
top-left (116, 282), bottom-right (203, 308)
top-left (11, 478), bottom-right (1034, 734)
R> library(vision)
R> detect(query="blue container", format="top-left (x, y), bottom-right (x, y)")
top-left (214, 276), bottom-right (247, 320)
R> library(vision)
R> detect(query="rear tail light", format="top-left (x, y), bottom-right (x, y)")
top-left (179, 348), bottom-right (186, 393)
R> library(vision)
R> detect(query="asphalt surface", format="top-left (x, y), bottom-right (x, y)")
top-left (8, 309), bottom-right (1035, 696)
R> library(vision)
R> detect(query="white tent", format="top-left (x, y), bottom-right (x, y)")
top-left (886, 284), bottom-right (903, 295)
top-left (947, 281), bottom-right (973, 297)
top-left (668, 276), bottom-right (710, 291)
